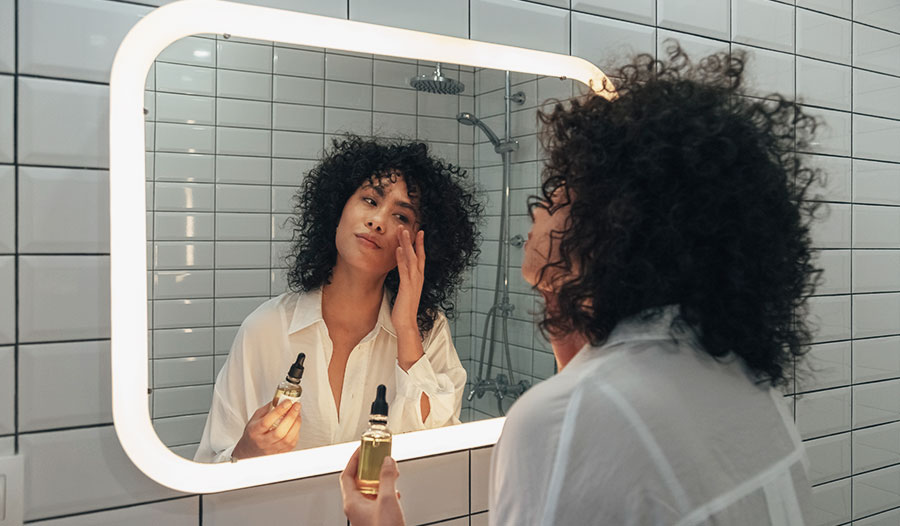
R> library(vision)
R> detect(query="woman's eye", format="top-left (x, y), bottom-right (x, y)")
top-left (394, 214), bottom-right (410, 224)
top-left (363, 197), bottom-right (376, 206)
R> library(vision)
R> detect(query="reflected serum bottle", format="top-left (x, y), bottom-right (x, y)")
top-left (357, 384), bottom-right (392, 496)
top-left (272, 352), bottom-right (306, 408)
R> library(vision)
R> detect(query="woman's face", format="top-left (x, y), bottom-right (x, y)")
top-left (522, 187), bottom-right (572, 291)
top-left (334, 174), bottom-right (420, 277)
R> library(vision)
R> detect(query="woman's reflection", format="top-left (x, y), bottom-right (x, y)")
top-left (194, 136), bottom-right (482, 462)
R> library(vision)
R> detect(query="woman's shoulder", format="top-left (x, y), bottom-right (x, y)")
top-left (241, 291), bottom-right (302, 333)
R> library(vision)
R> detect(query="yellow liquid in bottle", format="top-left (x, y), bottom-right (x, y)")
top-left (272, 385), bottom-right (302, 407)
top-left (358, 434), bottom-right (392, 495)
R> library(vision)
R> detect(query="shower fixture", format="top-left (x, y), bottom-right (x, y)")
top-left (459, 72), bottom-right (530, 416)
top-left (409, 63), bottom-right (465, 95)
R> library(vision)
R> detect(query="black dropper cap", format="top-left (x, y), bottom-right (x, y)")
top-left (370, 384), bottom-right (389, 417)
top-left (286, 353), bottom-right (306, 382)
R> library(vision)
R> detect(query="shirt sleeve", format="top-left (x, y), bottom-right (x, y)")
top-left (389, 313), bottom-right (467, 432)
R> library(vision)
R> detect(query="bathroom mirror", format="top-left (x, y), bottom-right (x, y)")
top-left (111, 0), bottom-right (610, 493)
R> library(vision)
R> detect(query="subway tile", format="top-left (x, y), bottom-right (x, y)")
top-left (216, 184), bottom-right (271, 213)
top-left (157, 37), bottom-right (216, 68)
top-left (215, 297), bottom-right (267, 326)
top-left (33, 497), bottom-right (198, 526)
top-left (853, 379), bottom-right (900, 428)
top-left (796, 8), bottom-right (851, 64)
top-left (153, 182), bottom-right (215, 212)
top-left (273, 75), bottom-right (324, 105)
top-left (350, 0), bottom-right (469, 38)
top-left (216, 155), bottom-right (272, 186)
top-left (804, 432), bottom-right (851, 485)
top-left (217, 69), bottom-right (272, 101)
top-left (216, 241), bottom-right (271, 269)
top-left (797, 0), bottom-right (850, 18)
top-left (325, 80), bottom-right (373, 110)
top-left (799, 341), bottom-right (851, 392)
top-left (17, 77), bottom-right (109, 168)
top-left (18, 256), bottom-right (110, 342)
top-left (155, 123), bottom-right (215, 154)
top-left (0, 258), bottom-right (9, 345)
top-left (325, 108), bottom-right (373, 136)
top-left (152, 299), bottom-right (214, 329)
top-left (854, 336), bottom-right (900, 384)
top-left (572, 12), bottom-right (656, 70)
top-left (810, 203), bottom-right (851, 249)
top-left (795, 386), bottom-right (851, 439)
top-left (657, 29), bottom-right (730, 60)
top-left (273, 130), bottom-right (324, 159)
top-left (855, 0), bottom-right (900, 34)
top-left (20, 426), bottom-right (182, 521)
top-left (215, 326), bottom-right (240, 354)
top-left (0, 166), bottom-right (11, 254)
top-left (216, 213), bottom-right (270, 241)
top-left (0, 346), bottom-right (11, 434)
top-left (809, 478), bottom-right (851, 526)
top-left (153, 327), bottom-right (214, 359)
top-left (153, 414), bottom-right (207, 448)
top-left (854, 115), bottom-right (900, 163)
top-left (853, 464), bottom-right (900, 520)
top-left (153, 356), bottom-right (214, 388)
top-left (853, 251), bottom-right (900, 294)
top-left (374, 60), bottom-right (419, 90)
top-left (156, 93), bottom-right (216, 125)
top-left (732, 0), bottom-right (794, 53)
top-left (18, 167), bottom-right (110, 253)
top-left (153, 384), bottom-right (213, 418)
top-left (156, 63), bottom-right (216, 97)
top-left (853, 205), bottom-right (900, 249)
top-left (855, 507), bottom-right (900, 526)
top-left (417, 116), bottom-right (458, 143)
top-left (217, 40), bottom-right (273, 73)
top-left (802, 107), bottom-right (850, 156)
top-left (471, 0), bottom-right (570, 55)
top-left (324, 53), bottom-right (373, 84)
top-left (272, 103), bottom-right (324, 133)
top-left (0, 0), bottom-right (12, 73)
top-left (395, 451), bottom-right (469, 524)
top-left (153, 270), bottom-right (214, 300)
top-left (0, 74), bottom-right (11, 163)
top-left (854, 421), bottom-right (900, 475)
top-left (215, 269), bottom-right (271, 297)
top-left (855, 69), bottom-right (900, 121)
top-left (796, 58), bottom-right (851, 111)
top-left (418, 89), bottom-right (459, 118)
top-left (217, 127), bottom-right (272, 157)
top-left (273, 47), bottom-right (324, 78)
top-left (735, 45), bottom-right (795, 100)
top-left (272, 186), bottom-right (295, 213)
top-left (153, 241), bottom-right (215, 270)
top-left (853, 293), bottom-right (900, 339)
top-left (854, 24), bottom-right (900, 77)
top-left (572, 0), bottom-right (655, 25)
top-left (214, 0), bottom-right (346, 17)
top-left (806, 154), bottom-right (851, 203)
top-left (18, 340), bottom-right (111, 431)
top-left (203, 473), bottom-right (346, 525)
top-left (374, 112), bottom-right (416, 138)
top-left (659, 0), bottom-right (729, 40)
top-left (155, 153), bottom-right (215, 183)
top-left (18, 0), bottom-right (149, 82)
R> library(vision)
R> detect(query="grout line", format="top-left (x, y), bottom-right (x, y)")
top-left (13, 0), bottom-right (19, 455)
top-left (849, 4), bottom-right (855, 516)
top-left (21, 496), bottom-right (198, 524)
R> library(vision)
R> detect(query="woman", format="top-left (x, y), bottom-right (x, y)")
top-left (195, 136), bottom-right (481, 462)
top-left (342, 46), bottom-right (820, 525)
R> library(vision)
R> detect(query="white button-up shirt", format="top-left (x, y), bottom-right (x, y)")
top-left (490, 307), bottom-right (813, 526)
top-left (194, 288), bottom-right (466, 463)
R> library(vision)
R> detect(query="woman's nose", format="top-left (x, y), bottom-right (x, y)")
top-left (366, 217), bottom-right (384, 232)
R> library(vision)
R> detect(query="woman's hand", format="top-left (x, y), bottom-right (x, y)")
top-left (231, 399), bottom-right (301, 460)
top-left (340, 447), bottom-right (406, 526)
top-left (392, 228), bottom-right (426, 369)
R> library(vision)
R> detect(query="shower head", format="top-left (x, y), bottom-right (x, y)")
top-left (409, 63), bottom-right (466, 95)
top-left (457, 112), bottom-right (501, 148)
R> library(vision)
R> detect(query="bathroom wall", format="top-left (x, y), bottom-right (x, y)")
top-left (2, 0), bottom-right (899, 525)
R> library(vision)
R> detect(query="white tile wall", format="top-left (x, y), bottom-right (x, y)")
top-left (4, 0), bottom-right (900, 523)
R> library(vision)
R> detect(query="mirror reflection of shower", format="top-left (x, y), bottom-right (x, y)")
top-left (456, 73), bottom-right (530, 415)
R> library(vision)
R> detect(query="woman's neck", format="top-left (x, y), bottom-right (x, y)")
top-left (550, 331), bottom-right (589, 371)
top-left (321, 260), bottom-right (385, 333)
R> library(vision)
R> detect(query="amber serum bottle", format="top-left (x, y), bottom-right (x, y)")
top-left (272, 352), bottom-right (306, 408)
top-left (357, 384), bottom-right (392, 496)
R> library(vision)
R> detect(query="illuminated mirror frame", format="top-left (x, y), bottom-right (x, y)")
top-left (110, 0), bottom-right (610, 493)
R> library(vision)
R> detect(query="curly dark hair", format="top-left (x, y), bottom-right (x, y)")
top-left (286, 135), bottom-right (482, 334)
top-left (532, 45), bottom-right (823, 387)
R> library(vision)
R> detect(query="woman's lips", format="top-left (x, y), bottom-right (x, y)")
top-left (355, 234), bottom-right (380, 249)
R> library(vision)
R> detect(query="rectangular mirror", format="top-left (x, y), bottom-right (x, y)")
top-left (110, 0), bottom-right (608, 493)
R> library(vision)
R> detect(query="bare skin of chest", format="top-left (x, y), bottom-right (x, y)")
top-left (327, 330), bottom-right (369, 418)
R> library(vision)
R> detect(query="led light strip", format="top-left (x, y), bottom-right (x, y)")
top-left (110, 0), bottom-right (610, 493)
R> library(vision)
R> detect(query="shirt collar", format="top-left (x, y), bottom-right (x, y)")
top-left (288, 287), bottom-right (397, 338)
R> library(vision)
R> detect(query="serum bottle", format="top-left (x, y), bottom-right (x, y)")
top-left (272, 352), bottom-right (306, 408)
top-left (357, 384), bottom-right (392, 496)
